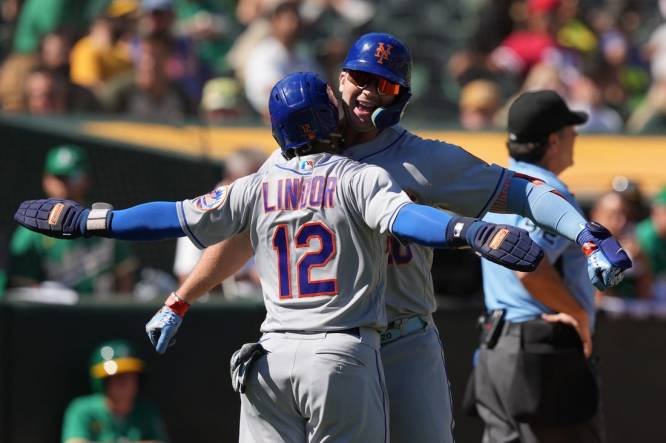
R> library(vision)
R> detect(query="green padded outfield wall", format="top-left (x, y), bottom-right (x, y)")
top-left (1, 299), bottom-right (665, 443)
top-left (0, 115), bottom-right (222, 274)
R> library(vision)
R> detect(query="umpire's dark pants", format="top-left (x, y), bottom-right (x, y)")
top-left (473, 319), bottom-right (605, 443)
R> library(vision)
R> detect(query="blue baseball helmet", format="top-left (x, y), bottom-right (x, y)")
top-left (342, 32), bottom-right (411, 88)
top-left (269, 72), bottom-right (339, 158)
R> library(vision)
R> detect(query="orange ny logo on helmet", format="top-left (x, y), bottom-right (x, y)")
top-left (301, 124), bottom-right (316, 140)
top-left (375, 42), bottom-right (393, 64)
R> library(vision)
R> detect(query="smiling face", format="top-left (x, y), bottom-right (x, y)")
top-left (338, 70), bottom-right (396, 136)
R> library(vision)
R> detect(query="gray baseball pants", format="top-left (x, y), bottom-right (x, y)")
top-left (238, 328), bottom-right (388, 443)
top-left (381, 317), bottom-right (455, 443)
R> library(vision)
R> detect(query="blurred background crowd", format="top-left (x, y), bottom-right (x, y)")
top-left (0, 0), bottom-right (665, 315)
top-left (3, 0), bottom-right (666, 129)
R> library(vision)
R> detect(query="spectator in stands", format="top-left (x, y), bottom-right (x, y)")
top-left (62, 339), bottom-right (167, 443)
top-left (199, 76), bottom-right (246, 124)
top-left (0, 0), bottom-right (21, 58)
top-left (587, 12), bottom-right (649, 119)
top-left (7, 145), bottom-right (137, 295)
top-left (636, 187), bottom-right (666, 298)
top-left (227, 0), bottom-right (280, 83)
top-left (130, 0), bottom-right (218, 105)
top-left (554, 0), bottom-right (597, 56)
top-left (627, 2), bottom-right (666, 132)
top-left (24, 66), bottom-right (100, 115)
top-left (591, 191), bottom-right (652, 299)
top-left (493, 62), bottom-right (568, 128)
top-left (39, 30), bottom-right (72, 78)
top-left (173, 148), bottom-right (266, 299)
top-left (69, 2), bottom-right (136, 96)
top-left (12, 0), bottom-right (91, 55)
top-left (489, 0), bottom-right (561, 77)
top-left (569, 74), bottom-right (623, 133)
top-left (23, 67), bottom-right (68, 115)
top-left (458, 79), bottom-right (502, 130)
top-left (0, 50), bottom-right (38, 112)
top-left (611, 176), bottom-right (651, 223)
top-left (243, 0), bottom-right (320, 119)
top-left (113, 34), bottom-right (192, 121)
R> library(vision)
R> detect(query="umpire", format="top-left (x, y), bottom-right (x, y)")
top-left (473, 90), bottom-right (604, 442)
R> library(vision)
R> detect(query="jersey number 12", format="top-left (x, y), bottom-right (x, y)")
top-left (272, 221), bottom-right (338, 299)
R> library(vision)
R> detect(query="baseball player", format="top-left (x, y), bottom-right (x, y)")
top-left (14, 72), bottom-right (543, 443)
top-left (158, 33), bottom-right (632, 443)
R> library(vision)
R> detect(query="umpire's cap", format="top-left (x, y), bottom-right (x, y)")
top-left (508, 90), bottom-right (587, 143)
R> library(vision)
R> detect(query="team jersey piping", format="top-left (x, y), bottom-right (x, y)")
top-left (178, 202), bottom-right (206, 249)
top-left (475, 167), bottom-right (507, 218)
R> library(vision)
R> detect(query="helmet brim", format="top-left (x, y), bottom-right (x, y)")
top-left (343, 60), bottom-right (409, 88)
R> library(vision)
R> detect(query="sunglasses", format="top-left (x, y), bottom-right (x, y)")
top-left (345, 70), bottom-right (400, 96)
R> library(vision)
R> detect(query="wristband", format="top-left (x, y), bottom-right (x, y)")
top-left (85, 202), bottom-right (114, 237)
top-left (165, 292), bottom-right (190, 316)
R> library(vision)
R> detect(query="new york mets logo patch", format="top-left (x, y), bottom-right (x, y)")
top-left (375, 42), bottom-right (393, 64)
top-left (192, 185), bottom-right (228, 211)
top-left (301, 123), bottom-right (316, 140)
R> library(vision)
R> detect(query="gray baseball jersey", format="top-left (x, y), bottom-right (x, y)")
top-left (258, 126), bottom-right (508, 443)
top-left (179, 151), bottom-right (410, 443)
top-left (177, 151), bottom-right (411, 332)
top-left (260, 126), bottom-right (508, 321)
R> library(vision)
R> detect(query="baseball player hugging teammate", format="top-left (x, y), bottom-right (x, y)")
top-left (15, 72), bottom-right (545, 442)
top-left (164, 33), bottom-right (632, 443)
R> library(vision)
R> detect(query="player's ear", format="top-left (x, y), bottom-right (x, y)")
top-left (338, 71), bottom-right (346, 93)
top-left (547, 131), bottom-right (559, 150)
top-left (326, 85), bottom-right (343, 123)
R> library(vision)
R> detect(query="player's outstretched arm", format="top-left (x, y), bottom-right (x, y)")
top-left (493, 174), bottom-right (633, 290)
top-left (145, 233), bottom-right (254, 354)
top-left (391, 203), bottom-right (544, 272)
top-left (14, 199), bottom-right (184, 240)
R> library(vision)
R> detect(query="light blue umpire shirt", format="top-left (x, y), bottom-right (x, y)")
top-left (482, 159), bottom-right (596, 330)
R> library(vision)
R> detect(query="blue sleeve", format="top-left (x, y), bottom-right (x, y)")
top-left (391, 204), bottom-right (453, 247)
top-left (505, 177), bottom-right (586, 243)
top-left (110, 202), bottom-right (185, 240)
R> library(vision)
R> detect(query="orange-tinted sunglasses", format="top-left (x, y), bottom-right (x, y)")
top-left (345, 70), bottom-right (401, 96)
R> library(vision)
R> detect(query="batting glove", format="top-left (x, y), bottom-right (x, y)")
top-left (146, 292), bottom-right (190, 354)
top-left (14, 199), bottom-right (112, 238)
top-left (449, 217), bottom-right (544, 272)
top-left (577, 222), bottom-right (632, 291)
top-left (230, 342), bottom-right (266, 393)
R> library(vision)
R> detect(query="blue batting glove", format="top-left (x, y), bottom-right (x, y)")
top-left (577, 222), bottom-right (632, 291)
top-left (146, 293), bottom-right (190, 354)
top-left (14, 199), bottom-right (89, 238)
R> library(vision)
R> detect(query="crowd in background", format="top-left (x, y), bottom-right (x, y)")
top-left (1, 0), bottom-right (666, 130)
top-left (1, 0), bottom-right (666, 313)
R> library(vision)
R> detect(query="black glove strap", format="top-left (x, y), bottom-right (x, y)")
top-left (445, 216), bottom-right (476, 248)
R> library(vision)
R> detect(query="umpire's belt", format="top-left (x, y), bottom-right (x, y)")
top-left (380, 316), bottom-right (427, 345)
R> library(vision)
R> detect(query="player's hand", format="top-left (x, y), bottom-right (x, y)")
top-left (14, 199), bottom-right (89, 238)
top-left (577, 222), bottom-right (632, 291)
top-left (541, 312), bottom-right (592, 358)
top-left (465, 221), bottom-right (544, 272)
top-left (146, 293), bottom-right (190, 354)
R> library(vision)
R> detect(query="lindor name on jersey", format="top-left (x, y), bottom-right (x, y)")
top-left (262, 176), bottom-right (337, 212)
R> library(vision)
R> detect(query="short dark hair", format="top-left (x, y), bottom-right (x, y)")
top-left (507, 139), bottom-right (549, 163)
top-left (507, 127), bottom-right (565, 163)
